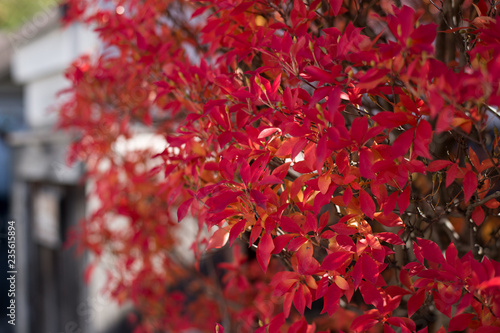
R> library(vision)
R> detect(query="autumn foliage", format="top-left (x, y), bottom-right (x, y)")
top-left (59, 0), bottom-right (500, 331)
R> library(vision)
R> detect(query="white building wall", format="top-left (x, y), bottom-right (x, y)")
top-left (24, 74), bottom-right (68, 127)
top-left (8, 10), bottom-right (119, 333)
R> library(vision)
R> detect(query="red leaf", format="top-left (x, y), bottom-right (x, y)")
top-left (336, 149), bottom-right (349, 173)
top-left (296, 243), bottom-right (320, 275)
top-left (316, 275), bottom-right (329, 299)
top-left (408, 289), bottom-right (425, 317)
top-left (322, 251), bottom-right (352, 271)
top-left (283, 291), bottom-right (294, 318)
top-left (258, 127), bottom-right (280, 139)
top-left (303, 66), bottom-right (333, 82)
top-left (463, 171), bottom-right (477, 203)
top-left (385, 325), bottom-right (396, 333)
top-left (385, 317), bottom-right (416, 331)
top-left (271, 162), bottom-right (291, 180)
top-left (448, 313), bottom-right (475, 332)
top-left (412, 241), bottom-right (424, 264)
top-left (474, 326), bottom-right (500, 333)
top-left (228, 219), bottom-right (246, 246)
top-left (240, 161), bottom-right (251, 186)
top-left (280, 216), bottom-right (302, 234)
top-left (292, 138), bottom-right (308, 160)
top-left (258, 175), bottom-right (282, 185)
top-left (283, 86), bottom-right (294, 110)
top-left (334, 275), bottom-right (350, 290)
top-left (383, 191), bottom-right (399, 215)
top-left (372, 111), bottom-right (408, 128)
top-left (272, 234), bottom-right (295, 254)
top-left (207, 228), bottom-right (229, 250)
top-left (207, 190), bottom-right (241, 213)
top-left (479, 156), bottom-right (496, 172)
top-left (351, 259), bottom-right (363, 290)
top-left (322, 283), bottom-right (341, 315)
top-left (330, 0), bottom-right (343, 15)
top-left (305, 212), bottom-right (318, 233)
top-left (433, 290), bottom-right (451, 317)
top-left (392, 129), bottom-right (415, 158)
top-left (231, 1), bottom-right (253, 15)
top-left (472, 206), bottom-right (485, 226)
top-left (361, 254), bottom-right (379, 284)
top-left (257, 233), bottom-right (275, 272)
top-left (136, 31), bottom-right (148, 50)
top-left (485, 198), bottom-right (500, 209)
top-left (469, 147), bottom-right (481, 171)
top-left (316, 135), bottom-right (330, 172)
top-left (360, 189), bottom-right (376, 219)
top-left (417, 238), bottom-right (446, 265)
top-left (351, 313), bottom-right (380, 332)
top-left (377, 232), bottom-right (405, 245)
top-left (288, 236), bottom-right (308, 252)
top-left (445, 242), bottom-right (459, 266)
top-left (271, 271), bottom-right (298, 296)
top-left (268, 313), bottom-right (285, 332)
top-left (314, 184), bottom-right (337, 214)
top-left (351, 117), bottom-right (368, 145)
top-left (360, 281), bottom-right (383, 312)
top-left (293, 284), bottom-right (306, 315)
top-left (331, 222), bottom-right (358, 235)
top-left (357, 68), bottom-right (390, 90)
top-left (327, 87), bottom-right (342, 122)
top-left (288, 317), bottom-right (311, 333)
top-left (271, 73), bottom-right (281, 96)
top-left (414, 119), bottom-right (432, 158)
top-left (478, 277), bottom-right (500, 289)
top-left (191, 6), bottom-right (209, 18)
top-left (398, 185), bottom-right (411, 213)
top-left (374, 212), bottom-right (403, 227)
top-left (437, 107), bottom-right (454, 133)
top-left (275, 137), bottom-right (299, 157)
top-left (427, 160), bottom-right (453, 172)
top-left (250, 189), bottom-right (267, 208)
top-left (399, 269), bottom-right (413, 291)
top-left (360, 147), bottom-right (376, 179)
top-left (318, 173), bottom-right (332, 195)
top-left (343, 186), bottom-right (353, 206)
top-left (217, 131), bottom-right (232, 148)
top-left (177, 198), bottom-right (193, 222)
top-left (319, 210), bottom-right (329, 231)
top-left (446, 164), bottom-right (458, 187)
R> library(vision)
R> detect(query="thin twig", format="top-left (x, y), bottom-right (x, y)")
top-left (465, 191), bottom-right (500, 258)
top-left (428, 0), bottom-right (442, 12)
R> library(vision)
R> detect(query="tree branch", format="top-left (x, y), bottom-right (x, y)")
top-left (465, 191), bottom-right (500, 258)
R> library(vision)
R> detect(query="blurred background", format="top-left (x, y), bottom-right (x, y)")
top-left (0, 2), bottom-right (137, 332)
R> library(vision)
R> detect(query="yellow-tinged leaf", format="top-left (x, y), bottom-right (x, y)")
top-left (334, 275), bottom-right (350, 290)
top-left (318, 174), bottom-right (331, 194)
top-left (255, 15), bottom-right (266, 26)
top-left (304, 275), bottom-right (318, 289)
top-left (207, 228), bottom-right (229, 250)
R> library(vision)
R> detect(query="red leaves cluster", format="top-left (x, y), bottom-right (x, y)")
top-left (59, 0), bottom-right (500, 331)
top-left (402, 241), bottom-right (500, 331)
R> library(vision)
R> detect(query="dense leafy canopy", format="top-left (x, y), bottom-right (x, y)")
top-left (60, 0), bottom-right (500, 331)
